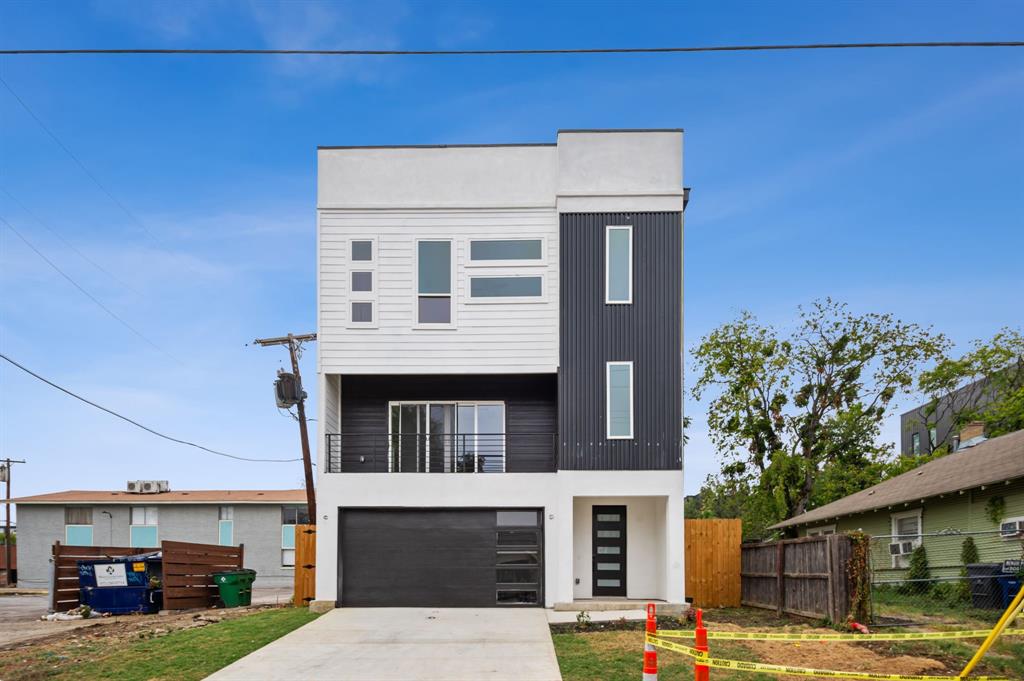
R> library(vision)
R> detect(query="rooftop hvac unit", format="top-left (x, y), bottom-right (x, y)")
top-left (126, 480), bottom-right (170, 494)
top-left (275, 372), bottom-right (304, 408)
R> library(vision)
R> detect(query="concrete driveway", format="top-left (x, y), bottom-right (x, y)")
top-left (206, 608), bottom-right (562, 681)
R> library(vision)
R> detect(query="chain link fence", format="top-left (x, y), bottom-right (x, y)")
top-left (868, 530), bottom-right (1023, 625)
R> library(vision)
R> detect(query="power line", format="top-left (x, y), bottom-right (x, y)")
top-left (0, 42), bottom-right (1021, 56)
top-left (0, 76), bottom-right (167, 249)
top-left (1, 186), bottom-right (142, 296)
top-left (0, 215), bottom-right (180, 364)
top-left (0, 352), bottom-right (303, 463)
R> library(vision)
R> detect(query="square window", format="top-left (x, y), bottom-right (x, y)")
top-left (352, 302), bottom-right (373, 323)
top-left (418, 296), bottom-right (451, 324)
top-left (351, 240), bottom-right (373, 261)
top-left (351, 271), bottom-right (373, 292)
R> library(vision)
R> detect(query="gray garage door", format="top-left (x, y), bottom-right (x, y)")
top-left (339, 508), bottom-right (543, 607)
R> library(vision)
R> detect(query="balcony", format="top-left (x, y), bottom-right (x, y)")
top-left (325, 433), bottom-right (557, 473)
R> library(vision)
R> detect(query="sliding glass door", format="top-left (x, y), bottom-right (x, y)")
top-left (389, 402), bottom-right (505, 472)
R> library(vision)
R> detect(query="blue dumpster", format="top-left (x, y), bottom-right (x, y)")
top-left (996, 575), bottom-right (1022, 609)
top-left (78, 551), bottom-right (163, 615)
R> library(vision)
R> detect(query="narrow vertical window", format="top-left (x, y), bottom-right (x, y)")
top-left (418, 240), bottom-right (452, 324)
top-left (606, 361), bottom-right (634, 439)
top-left (911, 432), bottom-right (921, 456)
top-left (605, 225), bottom-right (632, 304)
top-left (281, 506), bottom-right (310, 567)
top-left (218, 506), bottom-right (234, 546)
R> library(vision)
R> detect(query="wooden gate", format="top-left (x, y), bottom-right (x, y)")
top-left (293, 524), bottom-right (316, 607)
top-left (741, 534), bottom-right (853, 622)
top-left (684, 518), bottom-right (742, 608)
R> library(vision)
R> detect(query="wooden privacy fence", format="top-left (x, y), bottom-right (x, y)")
top-left (684, 518), bottom-right (742, 607)
top-left (161, 541), bottom-right (244, 611)
top-left (52, 540), bottom-right (244, 612)
top-left (293, 524), bottom-right (316, 607)
top-left (741, 534), bottom-right (853, 622)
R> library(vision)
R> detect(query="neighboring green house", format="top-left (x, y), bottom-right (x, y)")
top-left (770, 429), bottom-right (1024, 580)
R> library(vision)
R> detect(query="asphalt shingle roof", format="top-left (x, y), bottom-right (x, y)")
top-left (770, 429), bottom-right (1024, 530)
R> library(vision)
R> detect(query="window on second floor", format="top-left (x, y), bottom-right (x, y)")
top-left (130, 506), bottom-right (159, 547)
top-left (417, 240), bottom-right (452, 324)
top-left (911, 432), bottom-right (921, 456)
top-left (606, 361), bottom-right (634, 439)
top-left (928, 427), bottom-right (937, 450)
top-left (64, 507), bottom-right (93, 546)
top-left (605, 225), bottom-right (632, 304)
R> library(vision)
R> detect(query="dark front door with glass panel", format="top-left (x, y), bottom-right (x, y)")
top-left (592, 505), bottom-right (627, 597)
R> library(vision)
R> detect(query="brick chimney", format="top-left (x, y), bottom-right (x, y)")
top-left (958, 421), bottom-right (986, 444)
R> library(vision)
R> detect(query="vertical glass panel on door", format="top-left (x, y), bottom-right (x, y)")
top-left (428, 404), bottom-right (456, 472)
top-left (457, 405), bottom-right (477, 472)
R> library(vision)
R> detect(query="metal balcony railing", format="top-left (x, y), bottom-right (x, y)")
top-left (324, 433), bottom-right (557, 473)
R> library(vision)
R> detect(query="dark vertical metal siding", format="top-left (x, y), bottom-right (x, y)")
top-left (339, 374), bottom-right (557, 472)
top-left (558, 212), bottom-right (682, 470)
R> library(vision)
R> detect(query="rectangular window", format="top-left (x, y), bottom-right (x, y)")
top-left (891, 510), bottom-right (922, 568)
top-left (806, 525), bottom-right (836, 537)
top-left (497, 510), bottom-right (539, 527)
top-left (65, 525), bottom-right (93, 546)
top-left (130, 506), bottom-right (158, 547)
top-left (218, 506), bottom-right (233, 547)
top-left (469, 276), bottom-right (543, 299)
top-left (911, 432), bottom-right (921, 455)
top-left (351, 271), bottom-right (373, 292)
top-left (417, 240), bottom-right (452, 324)
top-left (469, 239), bottom-right (543, 263)
top-left (65, 507), bottom-right (93, 525)
top-left (606, 361), bottom-right (634, 439)
top-left (351, 240), bottom-right (373, 262)
top-left (928, 427), bottom-right (937, 449)
top-left (605, 225), bottom-right (632, 304)
top-left (351, 301), bottom-right (373, 323)
top-left (281, 506), bottom-right (309, 567)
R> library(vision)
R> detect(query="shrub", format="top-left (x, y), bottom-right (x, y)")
top-left (956, 537), bottom-right (979, 603)
top-left (901, 544), bottom-right (931, 596)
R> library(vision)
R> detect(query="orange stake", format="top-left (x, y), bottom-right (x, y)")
top-left (644, 603), bottom-right (659, 680)
top-left (694, 608), bottom-right (710, 681)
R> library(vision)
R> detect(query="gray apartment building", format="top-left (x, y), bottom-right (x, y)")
top-left (12, 486), bottom-right (308, 590)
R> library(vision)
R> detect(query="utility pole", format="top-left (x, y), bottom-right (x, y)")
top-left (253, 333), bottom-right (317, 525)
top-left (1, 459), bottom-right (26, 587)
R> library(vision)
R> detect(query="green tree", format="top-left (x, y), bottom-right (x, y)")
top-left (691, 299), bottom-right (948, 535)
top-left (917, 328), bottom-right (1024, 444)
top-left (956, 536), bottom-right (980, 603)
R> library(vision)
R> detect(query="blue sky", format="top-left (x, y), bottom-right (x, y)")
top-left (1, 1), bottom-right (1022, 508)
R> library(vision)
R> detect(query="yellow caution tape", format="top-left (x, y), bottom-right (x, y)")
top-left (645, 634), bottom-right (1009, 681)
top-left (655, 627), bottom-right (1024, 642)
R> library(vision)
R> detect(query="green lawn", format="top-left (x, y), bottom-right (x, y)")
top-left (551, 629), bottom-right (762, 681)
top-left (2, 607), bottom-right (319, 681)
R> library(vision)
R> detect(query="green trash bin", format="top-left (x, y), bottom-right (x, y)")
top-left (213, 569), bottom-right (257, 607)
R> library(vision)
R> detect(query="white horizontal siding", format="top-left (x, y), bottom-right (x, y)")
top-left (319, 208), bottom-right (559, 374)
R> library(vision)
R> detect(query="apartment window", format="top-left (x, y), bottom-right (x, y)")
top-left (218, 506), bottom-right (234, 547)
top-left (469, 275), bottom-right (543, 300)
top-left (281, 507), bottom-right (310, 567)
top-left (130, 506), bottom-right (159, 547)
top-left (64, 507), bottom-right (93, 546)
top-left (469, 239), bottom-right (543, 264)
top-left (928, 427), bottom-right (937, 450)
top-left (911, 432), bottom-right (921, 456)
top-left (606, 361), bottom-right (634, 439)
top-left (605, 225), bottom-right (632, 304)
top-left (351, 240), bottom-right (373, 262)
top-left (417, 240), bottom-right (452, 324)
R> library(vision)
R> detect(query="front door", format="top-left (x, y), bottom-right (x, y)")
top-left (592, 505), bottom-right (627, 597)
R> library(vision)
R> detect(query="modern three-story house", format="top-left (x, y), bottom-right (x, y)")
top-left (313, 129), bottom-right (685, 609)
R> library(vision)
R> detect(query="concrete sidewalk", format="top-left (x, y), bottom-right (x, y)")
top-left (206, 607), bottom-right (562, 681)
